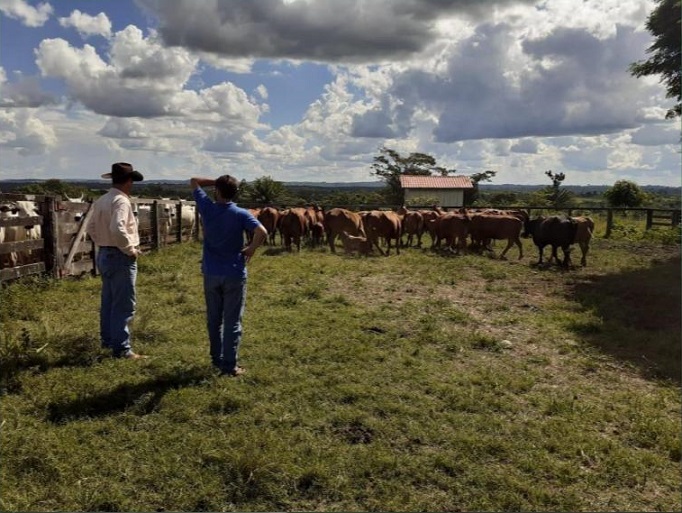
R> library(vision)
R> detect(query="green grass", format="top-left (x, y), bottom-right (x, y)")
top-left (1, 236), bottom-right (680, 511)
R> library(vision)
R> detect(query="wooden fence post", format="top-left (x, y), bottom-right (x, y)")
top-left (645, 209), bottom-right (653, 230)
top-left (42, 195), bottom-right (60, 278)
top-left (605, 209), bottom-right (613, 238)
top-left (152, 200), bottom-right (161, 250)
top-left (176, 202), bottom-right (183, 243)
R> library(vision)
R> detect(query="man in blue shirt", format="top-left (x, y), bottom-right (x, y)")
top-left (191, 175), bottom-right (267, 376)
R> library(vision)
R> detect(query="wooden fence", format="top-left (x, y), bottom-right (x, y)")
top-left (0, 194), bottom-right (200, 282)
top-left (1, 194), bottom-right (679, 282)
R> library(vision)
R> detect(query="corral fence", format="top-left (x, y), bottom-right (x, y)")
top-left (1, 194), bottom-right (679, 283)
top-left (0, 193), bottom-right (200, 283)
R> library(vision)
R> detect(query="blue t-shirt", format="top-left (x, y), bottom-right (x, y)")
top-left (193, 187), bottom-right (261, 278)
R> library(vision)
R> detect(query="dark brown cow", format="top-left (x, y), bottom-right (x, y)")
top-left (429, 212), bottom-right (471, 253)
top-left (324, 208), bottom-right (365, 253)
top-left (311, 222), bottom-right (325, 247)
top-left (257, 207), bottom-right (279, 245)
top-left (524, 216), bottom-right (577, 267)
top-left (280, 208), bottom-right (306, 251)
top-left (362, 210), bottom-right (402, 256)
top-left (469, 213), bottom-right (523, 259)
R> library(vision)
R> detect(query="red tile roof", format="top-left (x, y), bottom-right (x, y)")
top-left (400, 175), bottom-right (474, 189)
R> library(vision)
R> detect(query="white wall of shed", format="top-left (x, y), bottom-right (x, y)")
top-left (404, 188), bottom-right (464, 207)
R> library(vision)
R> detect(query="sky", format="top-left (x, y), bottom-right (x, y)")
top-left (0, 0), bottom-right (680, 186)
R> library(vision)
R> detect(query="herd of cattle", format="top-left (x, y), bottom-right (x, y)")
top-left (248, 205), bottom-right (595, 268)
top-left (0, 196), bottom-right (595, 272)
top-left (0, 195), bottom-right (198, 270)
top-left (131, 199), bottom-right (197, 243)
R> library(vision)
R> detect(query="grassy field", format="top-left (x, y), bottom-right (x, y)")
top-left (1, 233), bottom-right (680, 512)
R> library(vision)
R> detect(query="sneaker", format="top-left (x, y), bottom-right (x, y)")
top-left (220, 366), bottom-right (246, 377)
top-left (122, 352), bottom-right (148, 360)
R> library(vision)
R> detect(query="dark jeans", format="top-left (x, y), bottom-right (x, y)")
top-left (203, 275), bottom-right (247, 372)
top-left (97, 247), bottom-right (137, 357)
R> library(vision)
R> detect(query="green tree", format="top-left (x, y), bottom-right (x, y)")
top-left (248, 176), bottom-right (285, 204)
top-left (17, 179), bottom-right (86, 198)
top-left (488, 192), bottom-right (518, 207)
top-left (370, 146), bottom-right (456, 205)
top-left (544, 170), bottom-right (574, 209)
top-left (629, 0), bottom-right (681, 118)
top-left (604, 180), bottom-right (649, 207)
top-left (465, 170), bottom-right (497, 205)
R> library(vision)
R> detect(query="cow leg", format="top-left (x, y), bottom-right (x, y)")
top-left (500, 238), bottom-right (514, 259)
top-left (327, 232), bottom-right (336, 253)
top-left (372, 237), bottom-right (386, 256)
top-left (515, 237), bottom-right (523, 259)
top-left (579, 242), bottom-right (588, 266)
top-left (562, 245), bottom-right (572, 268)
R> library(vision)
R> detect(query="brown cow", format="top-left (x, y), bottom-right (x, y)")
top-left (340, 231), bottom-right (373, 256)
top-left (311, 222), bottom-right (325, 247)
top-left (572, 216), bottom-right (594, 266)
top-left (258, 207), bottom-right (280, 245)
top-left (280, 208), bottom-right (306, 251)
top-left (429, 212), bottom-right (471, 253)
top-left (324, 208), bottom-right (365, 253)
top-left (420, 209), bottom-right (443, 243)
top-left (397, 206), bottom-right (424, 248)
top-left (469, 213), bottom-right (523, 259)
top-left (363, 210), bottom-right (402, 256)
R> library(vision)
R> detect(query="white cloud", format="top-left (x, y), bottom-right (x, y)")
top-left (0, 108), bottom-right (57, 156)
top-left (0, 68), bottom-right (57, 108)
top-left (0, 0), bottom-right (52, 27)
top-left (4, 0), bottom-right (678, 186)
top-left (58, 10), bottom-right (112, 39)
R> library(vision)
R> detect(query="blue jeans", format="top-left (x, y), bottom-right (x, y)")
top-left (97, 247), bottom-right (137, 357)
top-left (203, 275), bottom-right (247, 372)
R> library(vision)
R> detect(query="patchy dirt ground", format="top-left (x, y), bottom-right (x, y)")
top-left (328, 242), bottom-right (681, 384)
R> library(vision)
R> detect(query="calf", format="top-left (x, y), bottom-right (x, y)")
top-left (340, 231), bottom-right (372, 256)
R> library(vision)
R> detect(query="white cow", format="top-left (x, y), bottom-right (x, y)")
top-left (16, 201), bottom-right (42, 264)
top-left (0, 202), bottom-right (18, 267)
top-left (132, 202), bottom-right (152, 245)
top-left (159, 197), bottom-right (175, 243)
top-left (180, 202), bottom-right (196, 241)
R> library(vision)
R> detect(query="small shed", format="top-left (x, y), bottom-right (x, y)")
top-left (399, 175), bottom-right (474, 207)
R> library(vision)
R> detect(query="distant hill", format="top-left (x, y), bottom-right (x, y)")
top-left (1, 179), bottom-right (679, 196)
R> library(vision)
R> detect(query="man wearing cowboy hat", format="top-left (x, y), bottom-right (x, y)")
top-left (86, 162), bottom-right (146, 359)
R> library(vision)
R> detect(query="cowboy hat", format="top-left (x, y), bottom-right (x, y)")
top-left (101, 162), bottom-right (144, 181)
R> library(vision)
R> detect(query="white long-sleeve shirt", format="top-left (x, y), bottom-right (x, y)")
top-left (86, 188), bottom-right (139, 256)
